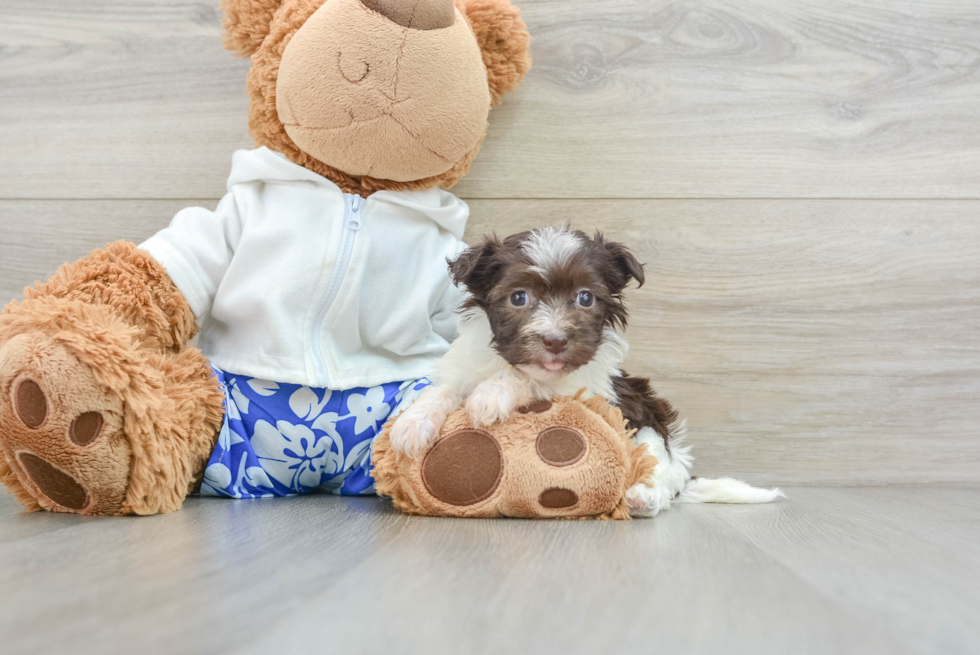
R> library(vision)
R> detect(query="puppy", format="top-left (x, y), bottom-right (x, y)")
top-left (390, 226), bottom-right (782, 516)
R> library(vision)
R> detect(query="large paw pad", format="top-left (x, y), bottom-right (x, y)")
top-left (16, 453), bottom-right (89, 510)
top-left (422, 429), bottom-right (503, 506)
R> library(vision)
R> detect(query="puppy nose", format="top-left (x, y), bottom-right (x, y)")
top-left (542, 333), bottom-right (568, 354)
top-left (361, 0), bottom-right (455, 30)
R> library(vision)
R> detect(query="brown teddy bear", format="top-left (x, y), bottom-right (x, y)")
top-left (0, 0), bottom-right (534, 515)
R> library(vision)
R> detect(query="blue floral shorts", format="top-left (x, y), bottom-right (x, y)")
top-left (200, 367), bottom-right (431, 498)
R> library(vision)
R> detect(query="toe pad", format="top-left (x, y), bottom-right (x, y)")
top-left (15, 380), bottom-right (47, 428)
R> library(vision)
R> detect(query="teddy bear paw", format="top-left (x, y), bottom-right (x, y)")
top-left (0, 332), bottom-right (131, 515)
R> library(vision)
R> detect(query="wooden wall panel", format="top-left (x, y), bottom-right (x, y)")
top-left (1, 0), bottom-right (979, 199)
top-left (3, 198), bottom-right (977, 484)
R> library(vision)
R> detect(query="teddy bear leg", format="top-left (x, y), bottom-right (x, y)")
top-left (0, 311), bottom-right (224, 515)
top-left (0, 242), bottom-right (223, 515)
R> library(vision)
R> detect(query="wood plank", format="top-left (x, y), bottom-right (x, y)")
top-left (2, 0), bottom-right (980, 199)
top-left (2, 489), bottom-right (978, 655)
top-left (242, 493), bottom-right (905, 655)
top-left (707, 487), bottom-right (980, 655)
top-left (0, 199), bottom-right (197, 300)
top-left (0, 495), bottom-right (408, 654)
top-left (2, 198), bottom-right (978, 485)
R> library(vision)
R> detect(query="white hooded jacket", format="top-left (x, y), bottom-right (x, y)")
top-left (140, 147), bottom-right (467, 389)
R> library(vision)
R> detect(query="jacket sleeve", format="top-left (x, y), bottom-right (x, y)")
top-left (138, 192), bottom-right (243, 319)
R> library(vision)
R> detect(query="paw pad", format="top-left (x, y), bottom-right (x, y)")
top-left (536, 427), bottom-right (586, 467)
top-left (17, 453), bottom-right (89, 510)
top-left (14, 379), bottom-right (47, 428)
top-left (70, 412), bottom-right (104, 446)
top-left (517, 399), bottom-right (552, 414)
top-left (421, 429), bottom-right (502, 506)
top-left (539, 487), bottom-right (578, 508)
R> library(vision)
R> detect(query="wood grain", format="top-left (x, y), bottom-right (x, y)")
top-left (2, 198), bottom-right (978, 485)
top-left (2, 0), bottom-right (979, 199)
top-left (1, 489), bottom-right (978, 655)
top-left (708, 487), bottom-right (980, 654)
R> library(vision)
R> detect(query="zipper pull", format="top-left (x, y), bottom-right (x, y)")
top-left (348, 194), bottom-right (362, 230)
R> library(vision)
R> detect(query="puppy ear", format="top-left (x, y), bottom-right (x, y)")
top-left (456, 0), bottom-right (532, 106)
top-left (448, 235), bottom-right (503, 296)
top-left (595, 231), bottom-right (645, 292)
top-left (221, 0), bottom-right (284, 57)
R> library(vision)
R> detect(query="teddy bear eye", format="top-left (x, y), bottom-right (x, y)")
top-left (577, 291), bottom-right (594, 307)
top-left (510, 291), bottom-right (529, 307)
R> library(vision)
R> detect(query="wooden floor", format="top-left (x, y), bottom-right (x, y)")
top-left (1, 1), bottom-right (979, 653)
top-left (0, 487), bottom-right (978, 655)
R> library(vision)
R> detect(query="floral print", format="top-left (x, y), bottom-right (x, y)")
top-left (201, 367), bottom-right (430, 498)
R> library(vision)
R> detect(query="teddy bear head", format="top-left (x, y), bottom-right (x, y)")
top-left (222, 0), bottom-right (531, 194)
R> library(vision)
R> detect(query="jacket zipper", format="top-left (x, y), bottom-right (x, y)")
top-left (311, 193), bottom-right (363, 384)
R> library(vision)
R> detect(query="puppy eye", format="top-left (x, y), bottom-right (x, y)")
top-left (577, 291), bottom-right (594, 307)
top-left (510, 291), bottom-right (529, 307)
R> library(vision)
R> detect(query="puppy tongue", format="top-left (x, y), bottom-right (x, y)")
top-left (543, 360), bottom-right (565, 372)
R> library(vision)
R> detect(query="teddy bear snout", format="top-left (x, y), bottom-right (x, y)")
top-left (360, 0), bottom-right (455, 31)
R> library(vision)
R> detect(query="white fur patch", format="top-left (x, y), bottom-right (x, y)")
top-left (627, 421), bottom-right (784, 517)
top-left (387, 385), bottom-right (460, 458)
top-left (677, 478), bottom-right (785, 504)
top-left (626, 423), bottom-right (694, 517)
top-left (465, 369), bottom-right (532, 427)
top-left (525, 302), bottom-right (570, 336)
top-left (522, 226), bottom-right (582, 277)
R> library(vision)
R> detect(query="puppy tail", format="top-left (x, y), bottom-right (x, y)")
top-left (676, 477), bottom-right (785, 504)
top-left (627, 421), bottom-right (783, 517)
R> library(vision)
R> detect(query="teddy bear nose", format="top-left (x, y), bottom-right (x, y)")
top-left (361, 0), bottom-right (455, 30)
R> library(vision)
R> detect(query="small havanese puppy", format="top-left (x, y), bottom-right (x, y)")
top-left (390, 226), bottom-right (782, 516)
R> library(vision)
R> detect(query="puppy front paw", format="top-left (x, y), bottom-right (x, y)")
top-left (465, 382), bottom-right (517, 428)
top-left (389, 404), bottom-right (445, 459)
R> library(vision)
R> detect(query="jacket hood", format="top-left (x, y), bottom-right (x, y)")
top-left (227, 147), bottom-right (469, 240)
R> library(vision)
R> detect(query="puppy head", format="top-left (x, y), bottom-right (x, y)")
top-left (449, 226), bottom-right (644, 379)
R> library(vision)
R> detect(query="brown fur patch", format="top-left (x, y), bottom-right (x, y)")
top-left (456, 0), bottom-right (532, 106)
top-left (612, 374), bottom-right (679, 442)
top-left (221, 0), bottom-right (285, 57)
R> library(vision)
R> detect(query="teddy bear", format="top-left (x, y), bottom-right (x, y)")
top-left (0, 0), bottom-right (533, 516)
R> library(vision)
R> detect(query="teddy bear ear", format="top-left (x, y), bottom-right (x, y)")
top-left (456, 0), bottom-right (532, 106)
top-left (221, 0), bottom-right (285, 57)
